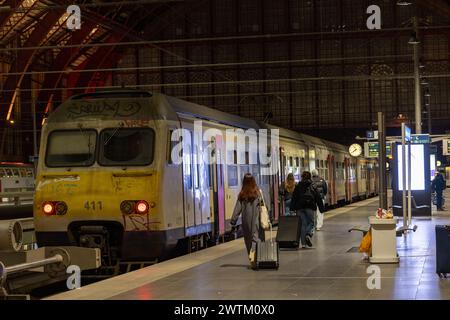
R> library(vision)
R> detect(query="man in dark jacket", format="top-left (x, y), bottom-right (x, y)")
top-left (432, 172), bottom-right (446, 211)
top-left (291, 171), bottom-right (325, 248)
top-left (311, 169), bottom-right (328, 231)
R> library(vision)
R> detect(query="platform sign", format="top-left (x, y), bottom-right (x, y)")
top-left (411, 134), bottom-right (430, 144)
top-left (364, 142), bottom-right (392, 158)
top-left (366, 130), bottom-right (379, 139)
top-left (444, 140), bottom-right (450, 156)
top-left (404, 126), bottom-right (411, 142)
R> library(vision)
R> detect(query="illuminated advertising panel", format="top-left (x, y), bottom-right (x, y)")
top-left (397, 144), bottom-right (425, 191)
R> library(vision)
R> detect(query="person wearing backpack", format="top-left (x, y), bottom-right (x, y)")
top-left (311, 169), bottom-right (328, 231)
top-left (230, 173), bottom-right (266, 269)
top-left (291, 171), bottom-right (325, 248)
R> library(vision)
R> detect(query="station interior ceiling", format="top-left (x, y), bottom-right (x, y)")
top-left (1, 0), bottom-right (450, 161)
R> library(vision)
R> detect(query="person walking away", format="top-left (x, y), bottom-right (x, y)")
top-left (230, 174), bottom-right (266, 269)
top-left (291, 171), bottom-right (325, 248)
top-left (280, 173), bottom-right (296, 216)
top-left (432, 171), bottom-right (446, 211)
top-left (311, 169), bottom-right (328, 231)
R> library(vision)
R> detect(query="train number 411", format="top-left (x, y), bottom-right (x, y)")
top-left (84, 201), bottom-right (103, 211)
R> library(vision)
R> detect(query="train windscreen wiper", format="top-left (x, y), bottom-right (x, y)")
top-left (104, 123), bottom-right (124, 146)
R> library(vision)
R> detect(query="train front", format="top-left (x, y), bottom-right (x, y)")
top-left (33, 91), bottom-right (172, 267)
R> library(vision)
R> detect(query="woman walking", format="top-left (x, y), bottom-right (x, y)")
top-left (280, 173), bottom-right (296, 215)
top-left (230, 173), bottom-right (266, 269)
top-left (291, 171), bottom-right (325, 248)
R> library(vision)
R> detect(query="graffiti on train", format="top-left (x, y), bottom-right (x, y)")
top-left (66, 101), bottom-right (142, 119)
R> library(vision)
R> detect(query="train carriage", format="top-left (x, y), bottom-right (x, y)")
top-left (34, 90), bottom-right (377, 268)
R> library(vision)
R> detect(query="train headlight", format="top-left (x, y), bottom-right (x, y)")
top-left (55, 201), bottom-right (68, 215)
top-left (42, 202), bottom-right (55, 215)
top-left (136, 201), bottom-right (149, 214)
top-left (120, 201), bottom-right (135, 215)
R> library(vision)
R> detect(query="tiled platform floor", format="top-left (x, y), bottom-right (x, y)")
top-left (49, 191), bottom-right (450, 300)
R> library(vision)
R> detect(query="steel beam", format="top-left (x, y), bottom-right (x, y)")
top-left (0, 0), bottom-right (20, 29)
top-left (0, 10), bottom-right (63, 120)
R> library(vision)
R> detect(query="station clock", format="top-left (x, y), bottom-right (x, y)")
top-left (349, 143), bottom-right (363, 157)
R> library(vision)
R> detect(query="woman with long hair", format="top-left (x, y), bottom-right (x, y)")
top-left (230, 173), bottom-right (266, 269)
top-left (280, 173), bottom-right (296, 215)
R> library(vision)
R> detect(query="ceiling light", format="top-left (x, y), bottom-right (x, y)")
top-left (408, 33), bottom-right (420, 45)
top-left (396, 1), bottom-right (412, 5)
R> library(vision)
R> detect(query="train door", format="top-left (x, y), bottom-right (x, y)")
top-left (344, 158), bottom-right (351, 203)
top-left (271, 146), bottom-right (280, 222)
top-left (194, 130), bottom-right (210, 231)
top-left (210, 136), bottom-right (226, 237)
top-left (327, 154), bottom-right (336, 206)
top-left (182, 130), bottom-right (195, 235)
top-left (366, 165), bottom-right (370, 198)
top-left (279, 148), bottom-right (286, 216)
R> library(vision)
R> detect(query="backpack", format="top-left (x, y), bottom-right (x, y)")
top-left (312, 177), bottom-right (326, 198)
top-left (298, 185), bottom-right (316, 208)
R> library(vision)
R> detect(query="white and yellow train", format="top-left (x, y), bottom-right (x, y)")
top-left (33, 90), bottom-right (378, 266)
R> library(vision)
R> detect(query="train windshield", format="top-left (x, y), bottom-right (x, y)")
top-left (99, 128), bottom-right (154, 166)
top-left (46, 130), bottom-right (97, 167)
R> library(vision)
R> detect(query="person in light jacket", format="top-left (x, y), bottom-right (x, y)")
top-left (230, 173), bottom-right (266, 269)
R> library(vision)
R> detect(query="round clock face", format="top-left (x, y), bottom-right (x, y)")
top-left (349, 143), bottom-right (363, 157)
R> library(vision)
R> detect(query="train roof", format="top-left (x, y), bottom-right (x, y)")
top-left (46, 90), bottom-right (179, 123)
top-left (49, 89), bottom-right (350, 153)
top-left (165, 95), bottom-right (260, 130)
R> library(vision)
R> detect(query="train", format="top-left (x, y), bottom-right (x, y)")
top-left (33, 90), bottom-right (378, 268)
top-left (0, 162), bottom-right (35, 220)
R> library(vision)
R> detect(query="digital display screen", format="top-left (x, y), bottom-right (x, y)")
top-left (430, 154), bottom-right (436, 181)
top-left (397, 144), bottom-right (425, 191)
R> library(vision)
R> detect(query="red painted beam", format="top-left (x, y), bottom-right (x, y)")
top-left (73, 7), bottom-right (172, 93)
top-left (37, 21), bottom-right (97, 111)
top-left (1, 10), bottom-right (63, 120)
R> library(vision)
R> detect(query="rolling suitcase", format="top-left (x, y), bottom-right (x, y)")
top-left (256, 224), bottom-right (279, 270)
top-left (276, 215), bottom-right (301, 249)
top-left (435, 225), bottom-right (450, 278)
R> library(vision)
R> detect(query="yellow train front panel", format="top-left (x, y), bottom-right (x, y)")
top-left (33, 168), bottom-right (175, 261)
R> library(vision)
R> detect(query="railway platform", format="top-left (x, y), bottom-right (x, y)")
top-left (46, 192), bottom-right (450, 301)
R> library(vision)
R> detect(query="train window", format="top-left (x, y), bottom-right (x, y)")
top-left (301, 158), bottom-right (305, 168)
top-left (26, 169), bottom-right (34, 177)
top-left (325, 160), bottom-right (328, 168)
top-left (46, 130), bottom-right (97, 167)
top-left (320, 160), bottom-right (324, 168)
top-left (295, 157), bottom-right (300, 167)
top-left (0, 169), bottom-right (5, 177)
top-left (5, 169), bottom-right (13, 177)
top-left (252, 165), bottom-right (260, 185)
top-left (227, 165), bottom-right (238, 187)
top-left (99, 128), bottom-right (154, 166)
top-left (19, 169), bottom-right (27, 177)
top-left (316, 160), bottom-right (320, 168)
top-left (241, 165), bottom-right (250, 179)
top-left (289, 157), bottom-right (293, 167)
